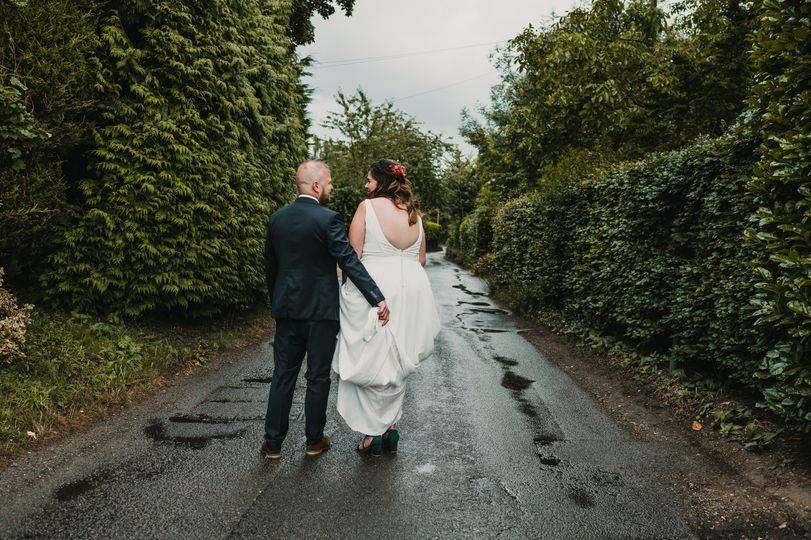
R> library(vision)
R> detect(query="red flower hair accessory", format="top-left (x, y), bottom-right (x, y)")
top-left (388, 163), bottom-right (406, 179)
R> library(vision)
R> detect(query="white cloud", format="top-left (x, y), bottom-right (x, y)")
top-left (298, 0), bottom-right (581, 155)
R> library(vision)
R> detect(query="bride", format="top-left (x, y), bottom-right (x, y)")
top-left (332, 159), bottom-right (441, 456)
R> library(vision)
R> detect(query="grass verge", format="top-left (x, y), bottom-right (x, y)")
top-left (0, 307), bottom-right (274, 462)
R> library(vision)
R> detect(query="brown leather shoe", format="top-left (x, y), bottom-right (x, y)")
top-left (305, 436), bottom-right (332, 457)
top-left (260, 440), bottom-right (281, 460)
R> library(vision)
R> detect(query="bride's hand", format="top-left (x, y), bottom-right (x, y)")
top-left (377, 300), bottom-right (390, 326)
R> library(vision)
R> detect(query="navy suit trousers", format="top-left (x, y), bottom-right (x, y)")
top-left (264, 318), bottom-right (340, 450)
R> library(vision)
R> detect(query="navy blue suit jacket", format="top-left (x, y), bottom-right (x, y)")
top-left (264, 196), bottom-right (384, 321)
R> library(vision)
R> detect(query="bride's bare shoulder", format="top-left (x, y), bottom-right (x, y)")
top-left (370, 197), bottom-right (402, 211)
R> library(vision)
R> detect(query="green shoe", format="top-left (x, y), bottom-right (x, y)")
top-left (356, 435), bottom-right (383, 456)
top-left (383, 428), bottom-right (399, 453)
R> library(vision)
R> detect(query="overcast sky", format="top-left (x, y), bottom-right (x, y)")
top-left (298, 0), bottom-right (582, 155)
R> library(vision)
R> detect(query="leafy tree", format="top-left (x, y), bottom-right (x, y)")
top-left (311, 89), bottom-right (453, 222)
top-left (289, 0), bottom-right (354, 45)
top-left (461, 0), bottom-right (754, 198)
top-left (442, 151), bottom-right (483, 226)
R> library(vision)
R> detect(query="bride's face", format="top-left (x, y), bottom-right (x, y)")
top-left (364, 172), bottom-right (378, 194)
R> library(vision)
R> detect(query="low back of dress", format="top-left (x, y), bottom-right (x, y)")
top-left (362, 199), bottom-right (422, 262)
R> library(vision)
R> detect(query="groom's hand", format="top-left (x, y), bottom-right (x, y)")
top-left (377, 300), bottom-right (390, 326)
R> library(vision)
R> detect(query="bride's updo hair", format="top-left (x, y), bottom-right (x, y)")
top-left (368, 159), bottom-right (420, 226)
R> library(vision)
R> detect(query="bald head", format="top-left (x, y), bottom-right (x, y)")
top-left (295, 160), bottom-right (333, 203)
top-left (296, 161), bottom-right (329, 192)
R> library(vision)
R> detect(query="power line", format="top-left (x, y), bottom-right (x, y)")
top-left (310, 40), bottom-right (507, 69)
top-left (313, 40), bottom-right (506, 64)
top-left (391, 72), bottom-right (493, 103)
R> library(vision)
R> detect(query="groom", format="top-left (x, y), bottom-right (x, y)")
top-left (261, 160), bottom-right (389, 460)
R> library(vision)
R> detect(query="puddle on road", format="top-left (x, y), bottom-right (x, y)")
top-left (452, 283), bottom-right (487, 297)
top-left (242, 376), bottom-right (272, 384)
top-left (455, 326), bottom-right (513, 342)
top-left (491, 355), bottom-right (566, 457)
top-left (534, 434), bottom-right (559, 446)
top-left (144, 418), bottom-right (246, 450)
top-left (567, 486), bottom-right (596, 508)
top-left (468, 307), bottom-right (511, 315)
top-left (501, 371), bottom-right (534, 391)
top-left (53, 470), bottom-right (113, 502)
top-left (517, 399), bottom-right (540, 418)
top-left (536, 453), bottom-right (562, 467)
top-left (494, 355), bottom-right (518, 367)
top-left (456, 300), bottom-right (491, 307)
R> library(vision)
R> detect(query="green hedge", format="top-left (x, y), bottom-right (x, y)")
top-left (744, 0), bottom-right (810, 425)
top-left (454, 206), bottom-right (494, 267)
top-left (0, 2), bottom-right (99, 286)
top-left (422, 220), bottom-right (442, 251)
top-left (478, 131), bottom-right (810, 428)
top-left (1, 1), bottom-right (307, 316)
top-left (486, 190), bottom-right (572, 314)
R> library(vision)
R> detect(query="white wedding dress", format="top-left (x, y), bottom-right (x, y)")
top-left (332, 199), bottom-right (441, 436)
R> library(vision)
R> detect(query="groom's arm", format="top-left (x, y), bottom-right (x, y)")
top-left (325, 212), bottom-right (385, 307)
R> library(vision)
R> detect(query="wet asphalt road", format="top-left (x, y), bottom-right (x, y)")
top-left (0, 252), bottom-right (694, 539)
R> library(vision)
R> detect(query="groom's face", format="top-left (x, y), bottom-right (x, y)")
top-left (316, 172), bottom-right (334, 204)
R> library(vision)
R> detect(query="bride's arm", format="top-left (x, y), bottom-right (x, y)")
top-left (348, 200), bottom-right (366, 256)
top-left (419, 222), bottom-right (427, 266)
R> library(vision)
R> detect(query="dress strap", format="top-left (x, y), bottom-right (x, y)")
top-left (364, 199), bottom-right (376, 223)
top-left (364, 199), bottom-right (378, 237)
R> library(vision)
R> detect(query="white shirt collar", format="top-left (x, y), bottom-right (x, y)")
top-left (298, 194), bottom-right (319, 204)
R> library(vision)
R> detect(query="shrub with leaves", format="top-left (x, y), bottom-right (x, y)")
top-left (0, 267), bottom-right (32, 364)
top-left (744, 0), bottom-right (810, 427)
top-left (488, 189), bottom-right (573, 314)
top-left (0, 74), bottom-right (47, 172)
